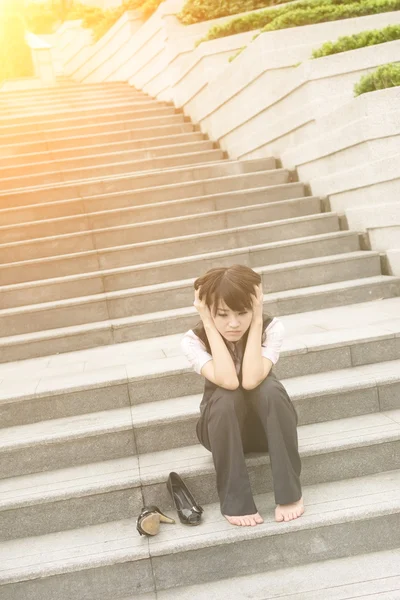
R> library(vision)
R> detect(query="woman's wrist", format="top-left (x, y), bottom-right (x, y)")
top-left (251, 314), bottom-right (264, 326)
top-left (202, 316), bottom-right (216, 329)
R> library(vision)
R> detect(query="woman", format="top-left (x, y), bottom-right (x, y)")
top-left (181, 265), bottom-right (304, 527)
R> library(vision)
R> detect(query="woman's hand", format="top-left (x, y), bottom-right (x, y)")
top-left (251, 283), bottom-right (264, 322)
top-left (194, 287), bottom-right (213, 324)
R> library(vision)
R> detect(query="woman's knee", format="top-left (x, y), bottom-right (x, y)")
top-left (209, 387), bottom-right (246, 418)
top-left (249, 375), bottom-right (288, 407)
top-left (256, 374), bottom-right (283, 396)
top-left (249, 375), bottom-right (298, 422)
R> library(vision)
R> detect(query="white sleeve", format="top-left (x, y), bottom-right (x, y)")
top-left (261, 318), bottom-right (285, 365)
top-left (180, 330), bottom-right (213, 375)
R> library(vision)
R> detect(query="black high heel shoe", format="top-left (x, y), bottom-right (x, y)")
top-left (136, 505), bottom-right (175, 536)
top-left (166, 472), bottom-right (203, 525)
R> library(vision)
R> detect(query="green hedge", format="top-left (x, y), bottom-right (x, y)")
top-left (261, 0), bottom-right (400, 32)
top-left (179, 0), bottom-right (291, 25)
top-left (88, 0), bottom-right (165, 41)
top-left (354, 62), bottom-right (400, 94)
top-left (312, 24), bottom-right (400, 57)
top-left (197, 0), bottom-right (400, 44)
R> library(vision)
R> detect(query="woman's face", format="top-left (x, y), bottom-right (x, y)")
top-left (212, 299), bottom-right (253, 342)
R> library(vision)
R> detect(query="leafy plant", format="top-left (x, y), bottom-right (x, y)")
top-left (22, 0), bottom-right (166, 42)
top-left (354, 62), bottom-right (400, 94)
top-left (261, 0), bottom-right (400, 32)
top-left (196, 0), bottom-right (400, 44)
top-left (312, 24), bottom-right (400, 57)
top-left (179, 0), bottom-right (291, 25)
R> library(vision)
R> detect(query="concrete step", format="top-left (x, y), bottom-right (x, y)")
top-left (0, 297), bottom-right (398, 408)
top-left (0, 122), bottom-right (198, 158)
top-left (0, 92), bottom-right (153, 118)
top-left (1, 158), bottom-right (277, 208)
top-left (0, 112), bottom-right (189, 146)
top-left (0, 98), bottom-right (171, 129)
top-left (0, 470), bottom-right (399, 599)
top-left (0, 81), bottom-right (131, 100)
top-left (0, 168), bottom-right (286, 229)
top-left (0, 148), bottom-right (226, 192)
top-left (0, 287), bottom-right (398, 363)
top-left (0, 193), bottom-right (320, 246)
top-left (0, 230), bottom-right (360, 306)
top-left (0, 88), bottom-right (148, 111)
top-left (0, 139), bottom-right (215, 177)
top-left (0, 131), bottom-right (207, 168)
top-left (60, 274), bottom-right (398, 347)
top-left (1, 344), bottom-right (398, 426)
top-left (0, 105), bottom-right (178, 138)
top-left (0, 205), bottom-right (334, 265)
top-left (0, 405), bottom-right (399, 537)
top-left (0, 187), bottom-right (308, 286)
top-left (111, 549), bottom-right (400, 600)
top-left (0, 250), bottom-right (383, 337)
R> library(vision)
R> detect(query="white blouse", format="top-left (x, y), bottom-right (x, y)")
top-left (181, 317), bottom-right (285, 375)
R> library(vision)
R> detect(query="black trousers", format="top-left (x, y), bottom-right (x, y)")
top-left (196, 372), bottom-right (302, 516)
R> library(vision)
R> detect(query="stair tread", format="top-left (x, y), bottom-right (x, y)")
top-left (0, 157), bottom-right (274, 195)
top-left (1, 249), bottom-right (376, 315)
top-left (0, 382), bottom-right (399, 507)
top-left (0, 105), bottom-right (175, 133)
top-left (0, 178), bottom-right (296, 227)
top-left (119, 548), bottom-right (400, 600)
top-left (0, 191), bottom-right (317, 241)
top-left (0, 210), bottom-right (331, 254)
top-left (0, 140), bottom-right (214, 172)
top-left (0, 295), bottom-right (399, 370)
top-left (0, 230), bottom-right (357, 289)
top-left (1, 377), bottom-right (399, 451)
top-left (0, 132), bottom-right (205, 164)
top-left (0, 99), bottom-right (166, 126)
top-left (0, 149), bottom-right (225, 188)
top-left (0, 110), bottom-right (184, 140)
top-left (0, 121), bottom-right (196, 155)
top-left (0, 469), bottom-right (399, 583)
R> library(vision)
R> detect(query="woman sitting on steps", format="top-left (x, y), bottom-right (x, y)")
top-left (181, 264), bottom-right (304, 527)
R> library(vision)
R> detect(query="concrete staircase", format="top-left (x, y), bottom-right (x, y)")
top-left (0, 82), bottom-right (399, 599)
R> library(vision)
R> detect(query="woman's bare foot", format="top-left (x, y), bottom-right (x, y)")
top-left (224, 512), bottom-right (264, 527)
top-left (275, 497), bottom-right (304, 522)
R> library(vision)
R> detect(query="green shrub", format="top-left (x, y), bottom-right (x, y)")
top-left (179, 0), bottom-right (291, 25)
top-left (261, 0), bottom-right (400, 32)
top-left (25, 3), bottom-right (57, 35)
top-left (197, 0), bottom-right (400, 44)
top-left (312, 24), bottom-right (400, 57)
top-left (23, 0), bottom-right (165, 42)
top-left (141, 0), bottom-right (165, 19)
top-left (354, 62), bottom-right (400, 94)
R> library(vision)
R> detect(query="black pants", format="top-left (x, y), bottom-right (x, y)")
top-left (196, 372), bottom-right (302, 516)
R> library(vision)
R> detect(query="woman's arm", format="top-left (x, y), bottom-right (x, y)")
top-left (194, 288), bottom-right (239, 390)
top-left (242, 284), bottom-right (272, 390)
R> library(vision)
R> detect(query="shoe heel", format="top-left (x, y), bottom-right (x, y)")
top-left (159, 512), bottom-right (175, 524)
top-left (152, 505), bottom-right (175, 524)
top-left (139, 513), bottom-right (161, 536)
